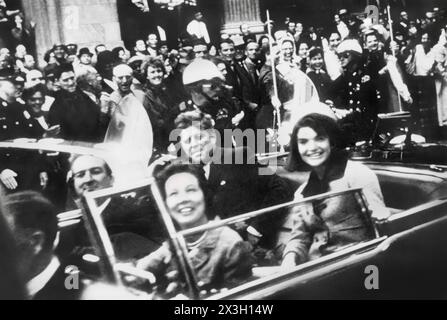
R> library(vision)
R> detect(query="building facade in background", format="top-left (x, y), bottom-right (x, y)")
top-left (17, 0), bottom-right (447, 65)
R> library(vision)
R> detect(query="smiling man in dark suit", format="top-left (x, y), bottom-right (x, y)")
top-left (171, 110), bottom-right (293, 251)
top-left (47, 63), bottom-right (106, 142)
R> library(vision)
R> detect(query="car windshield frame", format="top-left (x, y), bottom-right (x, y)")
top-left (80, 178), bottom-right (202, 298)
top-left (81, 182), bottom-right (380, 300)
top-left (0, 141), bottom-right (387, 299)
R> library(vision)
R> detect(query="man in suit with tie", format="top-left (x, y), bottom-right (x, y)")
top-left (234, 41), bottom-right (264, 130)
top-left (48, 63), bottom-right (106, 142)
top-left (219, 39), bottom-right (242, 99)
top-left (171, 110), bottom-right (293, 252)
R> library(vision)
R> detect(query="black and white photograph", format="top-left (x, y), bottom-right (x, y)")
top-left (0, 0), bottom-right (446, 304)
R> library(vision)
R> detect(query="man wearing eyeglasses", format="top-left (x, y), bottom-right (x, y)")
top-left (110, 64), bottom-right (145, 111)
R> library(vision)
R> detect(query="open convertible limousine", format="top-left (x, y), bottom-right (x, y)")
top-left (1, 139), bottom-right (447, 299)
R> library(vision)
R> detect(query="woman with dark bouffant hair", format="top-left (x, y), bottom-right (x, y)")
top-left (280, 113), bottom-right (390, 268)
top-left (142, 56), bottom-right (177, 154)
top-left (137, 163), bottom-right (253, 295)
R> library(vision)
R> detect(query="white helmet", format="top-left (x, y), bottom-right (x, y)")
top-left (182, 59), bottom-right (225, 85)
top-left (337, 39), bottom-right (363, 55)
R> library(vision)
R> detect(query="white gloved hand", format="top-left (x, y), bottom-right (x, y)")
top-left (231, 111), bottom-right (245, 126)
top-left (271, 96), bottom-right (281, 109)
top-left (0, 169), bottom-right (18, 190)
top-left (281, 252), bottom-right (297, 269)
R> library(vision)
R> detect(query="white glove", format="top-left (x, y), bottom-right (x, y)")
top-left (281, 252), bottom-right (297, 269)
top-left (40, 172), bottom-right (49, 189)
top-left (438, 29), bottom-right (447, 47)
top-left (271, 96), bottom-right (281, 109)
top-left (0, 169), bottom-right (18, 190)
top-left (231, 111), bottom-right (245, 126)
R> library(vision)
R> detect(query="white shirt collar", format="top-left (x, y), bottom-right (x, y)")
top-left (104, 78), bottom-right (118, 91)
top-left (82, 90), bottom-right (98, 103)
top-left (203, 163), bottom-right (211, 180)
top-left (26, 256), bottom-right (60, 299)
top-left (35, 116), bottom-right (49, 130)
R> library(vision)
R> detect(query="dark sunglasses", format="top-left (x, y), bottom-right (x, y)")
top-left (337, 52), bottom-right (351, 59)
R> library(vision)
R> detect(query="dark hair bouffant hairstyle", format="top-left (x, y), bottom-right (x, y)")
top-left (141, 56), bottom-right (166, 80)
top-left (286, 113), bottom-right (347, 172)
top-left (155, 163), bottom-right (215, 221)
top-left (53, 63), bottom-right (74, 81)
top-left (22, 83), bottom-right (47, 101)
top-left (308, 46), bottom-right (324, 60)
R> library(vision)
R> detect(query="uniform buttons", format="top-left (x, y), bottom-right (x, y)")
top-left (348, 82), bottom-right (353, 86)
top-left (2, 125), bottom-right (6, 129)
top-left (357, 101), bottom-right (360, 105)
top-left (15, 121), bottom-right (19, 125)
top-left (29, 124), bottom-right (33, 127)
top-left (2, 102), bottom-right (7, 107)
top-left (349, 100), bottom-right (354, 104)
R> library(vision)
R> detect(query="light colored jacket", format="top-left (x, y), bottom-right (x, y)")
top-left (282, 161), bottom-right (389, 264)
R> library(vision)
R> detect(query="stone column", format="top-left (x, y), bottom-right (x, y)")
top-left (21, 0), bottom-right (123, 65)
top-left (221, 0), bottom-right (264, 35)
top-left (21, 0), bottom-right (63, 63)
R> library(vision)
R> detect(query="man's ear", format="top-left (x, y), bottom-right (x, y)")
top-left (208, 128), bottom-right (219, 149)
top-left (29, 231), bottom-right (45, 255)
top-left (66, 170), bottom-right (76, 194)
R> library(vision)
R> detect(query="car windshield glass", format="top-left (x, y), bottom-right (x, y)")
top-left (83, 180), bottom-right (167, 262)
top-left (81, 180), bottom-right (169, 296)
top-left (83, 184), bottom-right (378, 300)
top-left (171, 187), bottom-right (378, 299)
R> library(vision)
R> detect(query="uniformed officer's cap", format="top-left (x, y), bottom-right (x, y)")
top-left (337, 39), bottom-right (363, 55)
top-left (52, 43), bottom-right (67, 52)
top-left (13, 73), bottom-right (25, 84)
top-left (0, 68), bottom-right (15, 82)
top-left (66, 44), bottom-right (78, 56)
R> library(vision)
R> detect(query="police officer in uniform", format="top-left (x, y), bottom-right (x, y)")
top-left (180, 59), bottom-right (245, 138)
top-left (0, 70), bottom-right (47, 194)
top-left (330, 39), bottom-right (381, 144)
